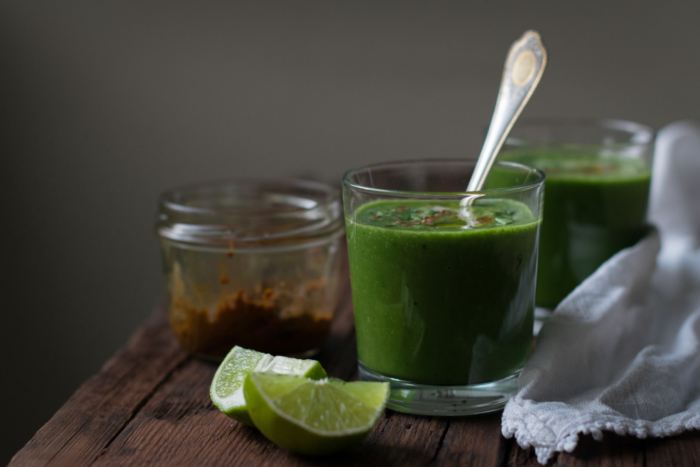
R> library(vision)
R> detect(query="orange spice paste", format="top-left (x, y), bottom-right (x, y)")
top-left (169, 282), bottom-right (332, 359)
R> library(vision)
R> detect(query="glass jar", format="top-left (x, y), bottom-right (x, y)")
top-left (156, 179), bottom-right (344, 360)
top-left (499, 118), bottom-right (654, 310)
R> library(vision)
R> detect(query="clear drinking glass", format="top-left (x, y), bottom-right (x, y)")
top-left (499, 119), bottom-right (654, 312)
top-left (157, 179), bottom-right (345, 360)
top-left (342, 159), bottom-right (545, 415)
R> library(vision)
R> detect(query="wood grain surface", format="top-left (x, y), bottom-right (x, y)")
top-left (10, 273), bottom-right (700, 466)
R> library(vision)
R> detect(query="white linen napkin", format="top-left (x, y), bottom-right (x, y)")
top-left (501, 121), bottom-right (700, 464)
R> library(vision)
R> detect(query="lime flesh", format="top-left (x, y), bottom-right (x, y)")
top-left (243, 373), bottom-right (389, 455)
top-left (210, 346), bottom-right (327, 426)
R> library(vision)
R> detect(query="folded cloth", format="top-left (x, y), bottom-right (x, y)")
top-left (501, 121), bottom-right (700, 464)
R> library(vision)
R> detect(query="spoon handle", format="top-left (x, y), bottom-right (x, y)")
top-left (466, 30), bottom-right (547, 192)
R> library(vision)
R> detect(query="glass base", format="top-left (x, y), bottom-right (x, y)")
top-left (358, 362), bottom-right (520, 416)
top-left (534, 306), bottom-right (553, 336)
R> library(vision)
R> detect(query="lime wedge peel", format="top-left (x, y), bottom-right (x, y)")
top-left (210, 346), bottom-right (327, 426)
top-left (243, 373), bottom-right (389, 456)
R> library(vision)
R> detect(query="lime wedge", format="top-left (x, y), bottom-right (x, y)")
top-left (243, 373), bottom-right (389, 455)
top-left (210, 346), bottom-right (327, 426)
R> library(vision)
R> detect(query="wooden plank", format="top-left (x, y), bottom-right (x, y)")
top-left (644, 431), bottom-right (700, 466)
top-left (92, 353), bottom-right (451, 467)
top-left (434, 414), bottom-right (505, 467)
top-left (501, 432), bottom-right (646, 467)
top-left (9, 310), bottom-right (189, 467)
top-left (90, 357), bottom-right (234, 467)
top-left (15, 296), bottom-right (697, 467)
top-left (502, 438), bottom-right (541, 466)
top-left (330, 412), bottom-right (450, 466)
top-left (555, 433), bottom-right (645, 467)
top-left (502, 430), bottom-right (700, 466)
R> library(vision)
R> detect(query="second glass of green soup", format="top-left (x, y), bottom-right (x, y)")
top-left (499, 119), bottom-right (654, 310)
top-left (343, 159), bottom-right (544, 415)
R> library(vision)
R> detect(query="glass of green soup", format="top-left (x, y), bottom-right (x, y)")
top-left (342, 159), bottom-right (545, 415)
top-left (499, 119), bottom-right (654, 312)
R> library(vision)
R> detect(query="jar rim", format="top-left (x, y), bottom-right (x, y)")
top-left (157, 178), bottom-right (343, 247)
top-left (505, 117), bottom-right (654, 147)
top-left (160, 177), bottom-right (337, 214)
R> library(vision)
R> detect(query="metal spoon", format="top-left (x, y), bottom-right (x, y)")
top-left (466, 30), bottom-right (547, 193)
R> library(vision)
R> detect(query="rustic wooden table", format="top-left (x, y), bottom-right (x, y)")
top-left (10, 274), bottom-right (700, 466)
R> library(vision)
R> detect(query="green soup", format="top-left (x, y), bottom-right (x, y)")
top-left (346, 199), bottom-right (539, 385)
top-left (500, 152), bottom-right (651, 308)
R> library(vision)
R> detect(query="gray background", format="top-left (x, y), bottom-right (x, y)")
top-left (3, 1), bottom-right (700, 463)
